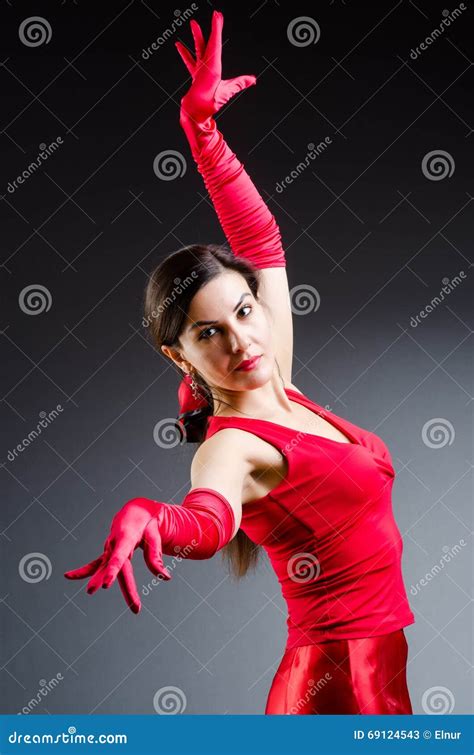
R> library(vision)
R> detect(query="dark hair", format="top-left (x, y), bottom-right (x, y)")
top-left (143, 243), bottom-right (263, 578)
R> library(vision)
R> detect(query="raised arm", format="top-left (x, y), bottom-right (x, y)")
top-left (176, 11), bottom-right (293, 381)
top-left (64, 432), bottom-right (249, 613)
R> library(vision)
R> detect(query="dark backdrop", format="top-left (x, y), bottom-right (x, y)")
top-left (1, 0), bottom-right (472, 715)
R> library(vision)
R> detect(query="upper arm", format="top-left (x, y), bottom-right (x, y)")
top-left (189, 431), bottom-right (254, 538)
top-left (257, 267), bottom-right (293, 383)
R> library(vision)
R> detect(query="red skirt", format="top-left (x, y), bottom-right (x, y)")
top-left (265, 628), bottom-right (412, 715)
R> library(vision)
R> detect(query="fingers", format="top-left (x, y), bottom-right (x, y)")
top-left (117, 559), bottom-right (141, 614)
top-left (99, 536), bottom-right (137, 590)
top-left (142, 518), bottom-right (172, 581)
top-left (190, 19), bottom-right (206, 60)
top-left (83, 534), bottom-right (133, 593)
top-left (175, 40), bottom-right (196, 76)
top-left (86, 561), bottom-right (110, 594)
top-left (240, 75), bottom-right (257, 89)
top-left (203, 10), bottom-right (223, 68)
top-left (226, 75), bottom-right (256, 103)
top-left (65, 524), bottom-right (171, 611)
top-left (64, 555), bottom-right (104, 580)
top-left (213, 75), bottom-right (257, 112)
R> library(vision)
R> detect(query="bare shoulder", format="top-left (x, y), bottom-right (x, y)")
top-left (189, 430), bottom-right (257, 535)
top-left (191, 428), bottom-right (255, 474)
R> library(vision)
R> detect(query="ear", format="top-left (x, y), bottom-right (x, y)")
top-left (161, 345), bottom-right (187, 371)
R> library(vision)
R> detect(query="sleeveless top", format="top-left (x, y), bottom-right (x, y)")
top-left (205, 387), bottom-right (415, 650)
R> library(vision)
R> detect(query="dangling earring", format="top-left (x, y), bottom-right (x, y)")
top-left (188, 369), bottom-right (202, 400)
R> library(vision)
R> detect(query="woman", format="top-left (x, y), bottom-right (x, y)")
top-left (65, 11), bottom-right (415, 715)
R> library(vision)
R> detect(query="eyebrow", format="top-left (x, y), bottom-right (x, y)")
top-left (188, 292), bottom-right (251, 332)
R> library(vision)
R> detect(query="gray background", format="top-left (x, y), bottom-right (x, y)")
top-left (1, 0), bottom-right (472, 715)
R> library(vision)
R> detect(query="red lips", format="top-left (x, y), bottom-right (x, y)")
top-left (235, 355), bottom-right (262, 371)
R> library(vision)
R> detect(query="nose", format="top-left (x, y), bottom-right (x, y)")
top-left (228, 325), bottom-right (250, 353)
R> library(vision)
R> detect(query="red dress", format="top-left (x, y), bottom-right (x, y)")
top-left (206, 387), bottom-right (415, 714)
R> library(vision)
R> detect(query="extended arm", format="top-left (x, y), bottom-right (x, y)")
top-left (64, 432), bottom-right (247, 613)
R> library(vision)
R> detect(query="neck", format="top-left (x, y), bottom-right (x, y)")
top-left (211, 361), bottom-right (290, 419)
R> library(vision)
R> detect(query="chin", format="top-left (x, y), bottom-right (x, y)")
top-left (233, 359), bottom-right (273, 388)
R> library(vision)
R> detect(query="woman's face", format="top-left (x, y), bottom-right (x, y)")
top-left (164, 270), bottom-right (274, 392)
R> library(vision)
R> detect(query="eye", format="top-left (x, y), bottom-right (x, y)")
top-left (197, 305), bottom-right (252, 341)
top-left (198, 326), bottom-right (217, 341)
top-left (239, 304), bottom-right (252, 318)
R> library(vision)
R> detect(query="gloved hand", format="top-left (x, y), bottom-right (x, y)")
top-left (176, 10), bottom-right (256, 130)
top-left (64, 489), bottom-right (235, 614)
top-left (64, 498), bottom-right (171, 614)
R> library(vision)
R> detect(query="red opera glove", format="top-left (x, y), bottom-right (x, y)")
top-left (175, 11), bottom-right (286, 271)
top-left (64, 488), bottom-right (235, 613)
